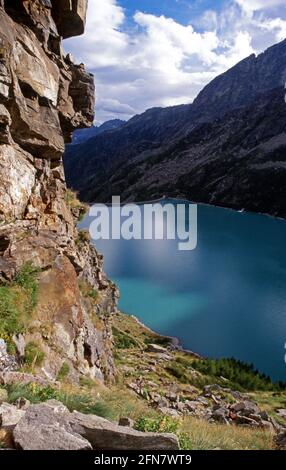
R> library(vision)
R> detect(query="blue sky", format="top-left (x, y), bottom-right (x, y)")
top-left (65, 0), bottom-right (286, 123)
top-left (121, 0), bottom-right (226, 26)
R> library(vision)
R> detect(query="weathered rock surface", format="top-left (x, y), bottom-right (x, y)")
top-left (0, 403), bottom-right (26, 429)
top-left (12, 400), bottom-right (179, 450)
top-left (0, 1), bottom-right (118, 383)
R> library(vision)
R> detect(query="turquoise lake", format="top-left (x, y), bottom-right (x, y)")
top-left (80, 201), bottom-right (286, 382)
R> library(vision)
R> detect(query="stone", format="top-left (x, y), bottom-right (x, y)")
top-left (71, 411), bottom-right (179, 450)
top-left (159, 407), bottom-right (180, 417)
top-left (153, 396), bottom-right (169, 409)
top-left (231, 401), bottom-right (260, 416)
top-left (146, 344), bottom-right (168, 354)
top-left (52, 0), bottom-right (88, 39)
top-left (0, 403), bottom-right (26, 429)
top-left (14, 398), bottom-right (31, 410)
top-left (118, 417), bottom-right (134, 428)
top-left (276, 409), bottom-right (286, 420)
top-left (211, 407), bottom-right (229, 425)
top-left (12, 334), bottom-right (26, 358)
top-left (234, 415), bottom-right (260, 427)
top-left (275, 431), bottom-right (286, 450)
top-left (13, 400), bottom-right (92, 450)
top-left (12, 400), bottom-right (179, 450)
top-left (0, 340), bottom-right (17, 373)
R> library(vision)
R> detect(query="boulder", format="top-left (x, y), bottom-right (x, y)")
top-left (231, 401), bottom-right (260, 416)
top-left (211, 407), bottom-right (229, 425)
top-left (0, 403), bottom-right (26, 429)
top-left (52, 0), bottom-right (88, 39)
top-left (71, 411), bottom-right (179, 450)
top-left (13, 400), bottom-right (92, 450)
top-left (276, 409), bottom-right (286, 420)
top-left (146, 344), bottom-right (168, 354)
top-left (275, 430), bottom-right (286, 450)
top-left (12, 400), bottom-right (179, 450)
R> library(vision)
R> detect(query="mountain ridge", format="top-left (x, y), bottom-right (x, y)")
top-left (64, 38), bottom-right (286, 217)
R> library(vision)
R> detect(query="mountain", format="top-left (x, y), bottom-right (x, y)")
top-left (71, 119), bottom-right (125, 144)
top-left (64, 39), bottom-right (286, 218)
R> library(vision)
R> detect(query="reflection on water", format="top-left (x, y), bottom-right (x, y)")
top-left (80, 201), bottom-right (286, 381)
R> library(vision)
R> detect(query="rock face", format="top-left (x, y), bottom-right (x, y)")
top-left (12, 400), bottom-right (179, 450)
top-left (64, 39), bottom-right (286, 218)
top-left (0, 1), bottom-right (118, 382)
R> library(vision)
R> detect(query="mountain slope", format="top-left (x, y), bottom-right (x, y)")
top-left (64, 39), bottom-right (286, 217)
top-left (71, 119), bottom-right (125, 145)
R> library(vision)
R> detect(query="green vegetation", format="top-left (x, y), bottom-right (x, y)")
top-left (0, 263), bottom-right (39, 349)
top-left (79, 280), bottom-right (98, 302)
top-left (192, 358), bottom-right (285, 391)
top-left (57, 362), bottom-right (70, 381)
top-left (76, 229), bottom-right (91, 245)
top-left (65, 189), bottom-right (87, 222)
top-left (135, 415), bottom-right (179, 434)
top-left (24, 342), bottom-right (45, 368)
top-left (165, 362), bottom-right (189, 383)
top-left (112, 326), bottom-right (139, 349)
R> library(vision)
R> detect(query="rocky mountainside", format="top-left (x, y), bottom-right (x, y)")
top-left (71, 119), bottom-right (125, 145)
top-left (0, 1), bottom-right (119, 385)
top-left (64, 40), bottom-right (286, 218)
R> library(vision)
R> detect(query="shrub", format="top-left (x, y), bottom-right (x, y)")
top-left (165, 362), bottom-right (188, 383)
top-left (65, 190), bottom-right (87, 221)
top-left (24, 342), bottom-right (45, 367)
top-left (79, 280), bottom-right (98, 301)
top-left (112, 327), bottom-right (138, 349)
top-left (76, 229), bottom-right (90, 245)
top-left (0, 263), bottom-right (39, 349)
top-left (192, 357), bottom-right (285, 391)
top-left (135, 416), bottom-right (179, 434)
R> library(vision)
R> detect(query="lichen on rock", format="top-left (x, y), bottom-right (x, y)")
top-left (0, 0), bottom-right (118, 384)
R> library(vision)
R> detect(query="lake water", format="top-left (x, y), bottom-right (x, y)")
top-left (79, 200), bottom-right (286, 382)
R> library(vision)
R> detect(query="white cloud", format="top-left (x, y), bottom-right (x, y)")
top-left (236, 0), bottom-right (285, 14)
top-left (65, 0), bottom-right (286, 123)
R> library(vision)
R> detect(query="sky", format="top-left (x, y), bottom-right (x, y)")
top-left (64, 0), bottom-right (286, 124)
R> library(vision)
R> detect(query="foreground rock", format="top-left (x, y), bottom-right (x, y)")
top-left (12, 400), bottom-right (179, 450)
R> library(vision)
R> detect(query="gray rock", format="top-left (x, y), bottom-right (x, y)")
top-left (12, 334), bottom-right (26, 358)
top-left (234, 415), bottom-right (260, 427)
top-left (276, 409), bottom-right (286, 420)
top-left (231, 400), bottom-right (260, 416)
top-left (15, 397), bottom-right (31, 410)
top-left (0, 340), bottom-right (17, 373)
top-left (71, 411), bottom-right (179, 450)
top-left (211, 407), bottom-right (229, 425)
top-left (146, 344), bottom-right (168, 354)
top-left (13, 400), bottom-right (179, 450)
top-left (118, 417), bottom-right (134, 428)
top-left (0, 403), bottom-right (26, 429)
top-left (275, 430), bottom-right (286, 450)
top-left (153, 396), bottom-right (170, 409)
top-left (159, 407), bottom-right (180, 417)
top-left (13, 401), bottom-right (92, 450)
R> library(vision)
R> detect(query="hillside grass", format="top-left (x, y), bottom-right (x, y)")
top-left (0, 263), bottom-right (39, 351)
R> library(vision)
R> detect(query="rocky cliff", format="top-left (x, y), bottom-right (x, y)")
top-left (64, 39), bottom-right (286, 218)
top-left (0, 1), bottom-right (118, 384)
